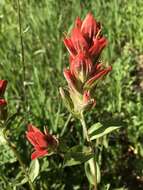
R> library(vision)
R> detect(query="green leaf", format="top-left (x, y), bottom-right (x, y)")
top-left (96, 161), bottom-right (101, 184)
top-left (29, 159), bottom-right (40, 182)
top-left (64, 145), bottom-right (93, 167)
top-left (84, 158), bottom-right (101, 185)
top-left (0, 130), bottom-right (16, 165)
top-left (0, 144), bottom-right (16, 165)
top-left (88, 123), bottom-right (102, 134)
top-left (88, 123), bottom-right (121, 140)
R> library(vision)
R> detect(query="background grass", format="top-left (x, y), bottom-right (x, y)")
top-left (0, 0), bottom-right (143, 189)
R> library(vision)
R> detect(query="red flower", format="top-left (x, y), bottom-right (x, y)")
top-left (0, 99), bottom-right (7, 106)
top-left (64, 13), bottom-right (107, 60)
top-left (26, 124), bottom-right (58, 160)
top-left (0, 80), bottom-right (7, 97)
top-left (61, 13), bottom-right (111, 116)
top-left (0, 80), bottom-right (7, 120)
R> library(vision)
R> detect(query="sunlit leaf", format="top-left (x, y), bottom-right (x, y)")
top-left (84, 158), bottom-right (101, 185)
top-left (88, 123), bottom-right (121, 140)
top-left (29, 159), bottom-right (40, 182)
top-left (88, 123), bottom-right (102, 134)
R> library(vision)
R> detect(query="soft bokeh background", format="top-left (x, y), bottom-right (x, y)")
top-left (0, 0), bottom-right (143, 189)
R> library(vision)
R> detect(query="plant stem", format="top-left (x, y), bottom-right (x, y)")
top-left (80, 113), bottom-right (98, 190)
top-left (3, 129), bottom-right (35, 190)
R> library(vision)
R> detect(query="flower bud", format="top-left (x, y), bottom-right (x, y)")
top-left (82, 91), bottom-right (96, 111)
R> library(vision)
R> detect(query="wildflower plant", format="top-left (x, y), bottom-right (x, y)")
top-left (60, 13), bottom-right (120, 190)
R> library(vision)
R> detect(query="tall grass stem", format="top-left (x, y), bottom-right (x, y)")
top-left (17, 0), bottom-right (26, 111)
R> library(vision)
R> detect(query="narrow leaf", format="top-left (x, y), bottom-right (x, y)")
top-left (88, 123), bottom-right (102, 135)
top-left (84, 158), bottom-right (101, 185)
top-left (88, 123), bottom-right (120, 140)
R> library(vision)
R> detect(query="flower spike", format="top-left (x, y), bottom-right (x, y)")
top-left (60, 13), bottom-right (111, 116)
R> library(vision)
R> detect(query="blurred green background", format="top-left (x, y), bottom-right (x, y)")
top-left (0, 0), bottom-right (143, 189)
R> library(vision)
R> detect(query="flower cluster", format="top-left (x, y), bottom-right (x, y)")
top-left (26, 124), bottom-right (58, 160)
top-left (60, 13), bottom-right (111, 116)
top-left (0, 80), bottom-right (8, 120)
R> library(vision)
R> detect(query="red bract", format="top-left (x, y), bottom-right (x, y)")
top-left (64, 13), bottom-right (107, 60)
top-left (63, 69), bottom-right (77, 91)
top-left (0, 80), bottom-right (7, 97)
top-left (70, 52), bottom-right (92, 83)
top-left (26, 124), bottom-right (58, 160)
top-left (69, 52), bottom-right (111, 86)
top-left (84, 64), bottom-right (112, 89)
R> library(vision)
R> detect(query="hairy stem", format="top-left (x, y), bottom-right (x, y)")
top-left (80, 113), bottom-right (98, 190)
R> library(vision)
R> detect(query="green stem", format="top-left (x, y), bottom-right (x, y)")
top-left (80, 113), bottom-right (98, 190)
top-left (80, 115), bottom-right (89, 142)
top-left (3, 129), bottom-right (35, 190)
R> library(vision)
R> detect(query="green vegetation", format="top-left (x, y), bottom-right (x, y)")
top-left (0, 0), bottom-right (143, 189)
